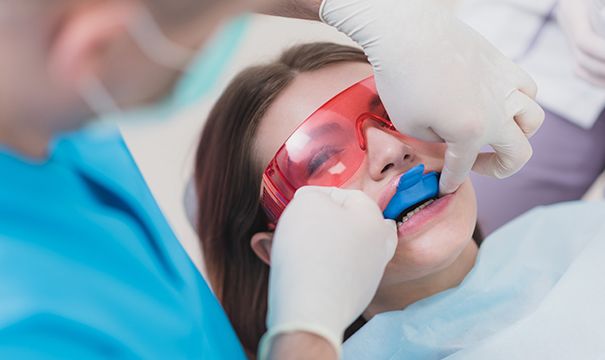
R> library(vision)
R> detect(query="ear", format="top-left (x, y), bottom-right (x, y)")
top-left (251, 232), bottom-right (274, 266)
top-left (47, 1), bottom-right (140, 87)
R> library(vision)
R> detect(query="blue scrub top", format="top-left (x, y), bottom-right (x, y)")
top-left (0, 126), bottom-right (245, 359)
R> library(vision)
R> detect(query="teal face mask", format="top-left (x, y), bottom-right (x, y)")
top-left (168, 15), bottom-right (249, 112)
top-left (80, 10), bottom-right (249, 124)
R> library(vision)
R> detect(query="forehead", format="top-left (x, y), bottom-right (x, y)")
top-left (255, 61), bottom-right (373, 169)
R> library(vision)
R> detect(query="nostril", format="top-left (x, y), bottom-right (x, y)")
top-left (381, 163), bottom-right (394, 173)
top-left (403, 154), bottom-right (412, 161)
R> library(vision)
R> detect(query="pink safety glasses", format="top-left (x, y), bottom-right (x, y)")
top-left (261, 76), bottom-right (403, 223)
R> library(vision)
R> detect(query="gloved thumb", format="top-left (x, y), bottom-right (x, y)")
top-left (303, 186), bottom-right (378, 211)
top-left (439, 142), bottom-right (479, 195)
top-left (382, 219), bottom-right (398, 261)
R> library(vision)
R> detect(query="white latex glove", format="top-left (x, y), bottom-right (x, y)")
top-left (258, 186), bottom-right (397, 358)
top-left (320, 0), bottom-right (545, 194)
top-left (558, 0), bottom-right (605, 87)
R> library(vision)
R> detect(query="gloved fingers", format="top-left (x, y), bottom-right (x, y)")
top-left (332, 188), bottom-right (377, 210)
top-left (382, 220), bottom-right (398, 260)
top-left (439, 141), bottom-right (481, 195)
top-left (557, 0), bottom-right (605, 86)
top-left (296, 186), bottom-right (380, 213)
top-left (574, 36), bottom-right (605, 65)
top-left (293, 186), bottom-right (332, 201)
top-left (510, 65), bottom-right (538, 99)
top-left (396, 123), bottom-right (442, 143)
top-left (574, 50), bottom-right (605, 84)
top-left (308, 186), bottom-right (349, 207)
top-left (572, 20), bottom-right (605, 62)
top-left (558, 0), bottom-right (605, 62)
top-left (576, 39), bottom-right (605, 64)
top-left (337, 190), bottom-right (386, 218)
top-left (506, 90), bottom-right (545, 138)
top-left (292, 186), bottom-right (345, 212)
top-left (575, 65), bottom-right (605, 87)
top-left (472, 123), bottom-right (532, 179)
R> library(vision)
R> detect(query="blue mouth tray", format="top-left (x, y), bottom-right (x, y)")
top-left (383, 164), bottom-right (440, 220)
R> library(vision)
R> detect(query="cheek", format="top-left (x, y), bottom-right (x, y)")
top-left (415, 141), bottom-right (447, 170)
top-left (339, 161), bottom-right (381, 199)
top-left (342, 176), bottom-right (390, 213)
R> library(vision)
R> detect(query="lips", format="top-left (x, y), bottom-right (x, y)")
top-left (395, 197), bottom-right (436, 224)
top-left (396, 192), bottom-right (454, 237)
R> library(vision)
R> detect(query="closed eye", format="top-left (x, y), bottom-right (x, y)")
top-left (307, 147), bottom-right (345, 176)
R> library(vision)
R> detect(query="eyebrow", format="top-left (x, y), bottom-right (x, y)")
top-left (307, 122), bottom-right (346, 138)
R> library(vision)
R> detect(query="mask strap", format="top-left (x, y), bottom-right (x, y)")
top-left (78, 75), bottom-right (121, 116)
top-left (77, 7), bottom-right (197, 116)
top-left (127, 7), bottom-right (196, 72)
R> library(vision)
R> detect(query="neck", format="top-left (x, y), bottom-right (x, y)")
top-left (364, 240), bottom-right (478, 319)
top-left (0, 117), bottom-right (52, 159)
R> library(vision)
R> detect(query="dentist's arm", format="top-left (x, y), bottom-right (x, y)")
top-left (265, 0), bottom-right (545, 194)
top-left (258, 187), bottom-right (398, 359)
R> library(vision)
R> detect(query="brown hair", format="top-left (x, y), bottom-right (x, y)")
top-left (194, 42), bottom-right (368, 358)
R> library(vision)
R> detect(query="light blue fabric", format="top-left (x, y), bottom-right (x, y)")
top-left (0, 125), bottom-right (246, 359)
top-left (343, 201), bottom-right (605, 360)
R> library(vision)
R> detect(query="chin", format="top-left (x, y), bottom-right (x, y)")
top-left (385, 180), bottom-right (477, 282)
top-left (388, 231), bottom-right (474, 282)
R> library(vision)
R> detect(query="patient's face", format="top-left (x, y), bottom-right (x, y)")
top-left (254, 62), bottom-right (477, 286)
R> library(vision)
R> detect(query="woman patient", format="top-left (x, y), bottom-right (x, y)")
top-left (192, 43), bottom-right (605, 358)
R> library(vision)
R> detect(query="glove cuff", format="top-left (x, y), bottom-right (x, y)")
top-left (257, 323), bottom-right (342, 360)
top-left (318, 0), bottom-right (328, 23)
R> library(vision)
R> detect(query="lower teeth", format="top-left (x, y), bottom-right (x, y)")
top-left (397, 199), bottom-right (435, 227)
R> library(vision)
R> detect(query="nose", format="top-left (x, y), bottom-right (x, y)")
top-left (365, 126), bottom-right (416, 181)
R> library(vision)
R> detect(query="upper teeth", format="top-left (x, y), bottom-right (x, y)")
top-left (396, 199), bottom-right (435, 227)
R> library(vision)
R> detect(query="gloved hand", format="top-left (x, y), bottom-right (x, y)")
top-left (258, 186), bottom-right (397, 358)
top-left (558, 0), bottom-right (605, 87)
top-left (320, 0), bottom-right (545, 194)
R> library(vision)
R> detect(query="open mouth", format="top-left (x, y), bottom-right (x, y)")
top-left (383, 164), bottom-right (440, 226)
top-left (394, 196), bottom-right (438, 226)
